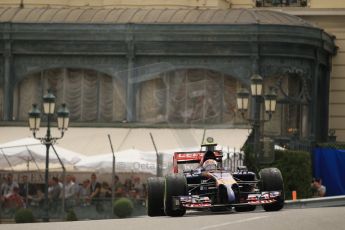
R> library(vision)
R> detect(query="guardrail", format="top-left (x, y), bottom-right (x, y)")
top-left (285, 195), bottom-right (345, 209)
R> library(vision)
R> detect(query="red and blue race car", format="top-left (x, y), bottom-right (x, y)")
top-left (147, 138), bottom-right (285, 217)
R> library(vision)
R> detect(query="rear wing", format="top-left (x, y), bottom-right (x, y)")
top-left (173, 151), bottom-right (223, 173)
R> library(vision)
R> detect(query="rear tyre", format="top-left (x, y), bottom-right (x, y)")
top-left (259, 168), bottom-right (285, 212)
top-left (235, 205), bottom-right (256, 212)
top-left (164, 174), bottom-right (187, 217)
top-left (147, 177), bottom-right (165, 216)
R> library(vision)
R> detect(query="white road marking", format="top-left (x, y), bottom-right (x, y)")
top-left (199, 216), bottom-right (269, 230)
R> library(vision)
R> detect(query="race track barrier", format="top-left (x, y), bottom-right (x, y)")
top-left (285, 195), bottom-right (345, 209)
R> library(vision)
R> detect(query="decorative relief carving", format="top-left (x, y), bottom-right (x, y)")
top-left (261, 64), bottom-right (312, 104)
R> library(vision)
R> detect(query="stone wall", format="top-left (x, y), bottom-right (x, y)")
top-left (299, 15), bottom-right (345, 141)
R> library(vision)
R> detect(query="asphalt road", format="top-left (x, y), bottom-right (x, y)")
top-left (1, 207), bottom-right (345, 230)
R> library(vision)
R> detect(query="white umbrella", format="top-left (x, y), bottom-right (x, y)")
top-left (0, 138), bottom-right (83, 169)
top-left (74, 149), bottom-right (156, 174)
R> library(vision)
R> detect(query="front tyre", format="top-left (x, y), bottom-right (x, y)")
top-left (259, 168), bottom-right (285, 212)
top-left (147, 177), bottom-right (165, 216)
top-left (164, 174), bottom-right (187, 217)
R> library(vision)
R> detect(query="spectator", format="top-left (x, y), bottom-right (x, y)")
top-left (141, 184), bottom-right (147, 199)
top-left (19, 175), bottom-right (34, 205)
top-left (49, 177), bottom-right (61, 206)
top-left (311, 178), bottom-right (326, 197)
top-left (65, 174), bottom-right (77, 209)
top-left (124, 178), bottom-right (133, 194)
top-left (65, 175), bottom-right (76, 199)
top-left (79, 179), bottom-right (90, 206)
top-left (133, 177), bottom-right (140, 189)
top-left (71, 175), bottom-right (80, 200)
top-left (4, 186), bottom-right (25, 210)
top-left (58, 177), bottom-right (64, 190)
top-left (114, 175), bottom-right (124, 197)
top-left (100, 182), bottom-right (112, 198)
top-left (1, 173), bottom-right (19, 197)
top-left (125, 178), bottom-right (139, 199)
top-left (28, 185), bottom-right (44, 207)
top-left (88, 173), bottom-right (102, 213)
top-left (88, 173), bottom-right (101, 203)
top-left (132, 177), bottom-right (141, 199)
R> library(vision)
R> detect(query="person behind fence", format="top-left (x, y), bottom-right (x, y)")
top-left (65, 174), bottom-right (77, 210)
top-left (113, 175), bottom-right (124, 197)
top-left (49, 177), bottom-right (61, 212)
top-left (28, 185), bottom-right (44, 207)
top-left (124, 178), bottom-right (134, 195)
top-left (79, 179), bottom-right (90, 206)
top-left (71, 175), bottom-right (80, 201)
top-left (19, 175), bottom-right (35, 206)
top-left (100, 181), bottom-right (112, 198)
top-left (141, 184), bottom-right (147, 203)
top-left (132, 176), bottom-right (141, 200)
top-left (58, 177), bottom-right (64, 189)
top-left (3, 186), bottom-right (25, 211)
top-left (88, 173), bottom-right (102, 212)
top-left (311, 178), bottom-right (326, 197)
top-left (1, 173), bottom-right (19, 197)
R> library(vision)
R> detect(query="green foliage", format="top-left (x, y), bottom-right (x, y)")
top-left (113, 198), bottom-right (134, 218)
top-left (14, 208), bottom-right (35, 223)
top-left (66, 209), bottom-right (78, 221)
top-left (242, 144), bottom-right (257, 172)
top-left (243, 144), bottom-right (313, 199)
top-left (269, 150), bottom-right (312, 199)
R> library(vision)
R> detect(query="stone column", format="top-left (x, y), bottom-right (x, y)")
top-left (3, 24), bottom-right (13, 121)
top-left (310, 49), bottom-right (320, 142)
top-left (126, 32), bottom-right (136, 122)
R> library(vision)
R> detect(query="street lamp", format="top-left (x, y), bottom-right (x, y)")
top-left (236, 75), bottom-right (277, 171)
top-left (250, 74), bottom-right (263, 96)
top-left (28, 91), bottom-right (69, 222)
top-left (237, 88), bottom-right (250, 115)
top-left (264, 89), bottom-right (277, 118)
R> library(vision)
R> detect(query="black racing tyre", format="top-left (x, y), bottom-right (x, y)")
top-left (164, 174), bottom-right (187, 217)
top-left (147, 177), bottom-right (165, 217)
top-left (235, 205), bottom-right (256, 212)
top-left (259, 168), bottom-right (285, 212)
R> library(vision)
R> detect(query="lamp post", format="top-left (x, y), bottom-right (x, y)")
top-left (28, 91), bottom-right (69, 222)
top-left (237, 74), bottom-right (277, 171)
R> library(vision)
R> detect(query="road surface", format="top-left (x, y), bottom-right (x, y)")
top-left (1, 207), bottom-right (345, 230)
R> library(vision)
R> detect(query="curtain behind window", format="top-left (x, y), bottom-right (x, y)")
top-left (14, 68), bottom-right (125, 122)
top-left (137, 69), bottom-right (239, 125)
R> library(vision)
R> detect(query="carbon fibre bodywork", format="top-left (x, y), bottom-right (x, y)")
top-left (172, 151), bottom-right (282, 210)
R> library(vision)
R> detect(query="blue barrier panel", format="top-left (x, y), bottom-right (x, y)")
top-left (313, 148), bottom-right (345, 196)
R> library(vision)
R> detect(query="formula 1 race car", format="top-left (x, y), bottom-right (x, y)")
top-left (147, 137), bottom-right (285, 217)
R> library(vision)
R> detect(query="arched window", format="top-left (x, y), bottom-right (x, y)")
top-left (263, 73), bottom-right (311, 138)
top-left (136, 69), bottom-right (242, 125)
top-left (13, 68), bottom-right (125, 122)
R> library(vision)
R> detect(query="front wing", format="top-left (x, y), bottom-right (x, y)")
top-left (172, 191), bottom-right (281, 210)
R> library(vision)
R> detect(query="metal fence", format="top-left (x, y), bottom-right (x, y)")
top-left (222, 150), bottom-right (245, 172)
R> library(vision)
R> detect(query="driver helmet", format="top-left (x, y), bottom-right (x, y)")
top-left (202, 159), bottom-right (218, 170)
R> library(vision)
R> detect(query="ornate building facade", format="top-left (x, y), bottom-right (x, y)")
top-left (0, 0), bottom-right (341, 144)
